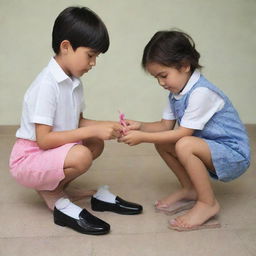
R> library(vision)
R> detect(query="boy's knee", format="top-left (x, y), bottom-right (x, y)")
top-left (92, 139), bottom-right (104, 159)
top-left (69, 145), bottom-right (93, 172)
top-left (83, 138), bottom-right (104, 160)
top-left (154, 143), bottom-right (162, 152)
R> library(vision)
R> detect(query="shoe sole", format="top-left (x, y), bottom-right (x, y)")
top-left (54, 219), bottom-right (110, 235)
top-left (155, 200), bottom-right (195, 216)
top-left (92, 206), bottom-right (142, 215)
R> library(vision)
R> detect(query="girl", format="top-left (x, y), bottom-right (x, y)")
top-left (9, 6), bottom-right (123, 235)
top-left (120, 30), bottom-right (250, 231)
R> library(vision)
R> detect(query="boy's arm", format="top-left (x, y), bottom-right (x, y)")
top-left (36, 124), bottom-right (94, 150)
top-left (36, 123), bottom-right (122, 150)
top-left (79, 113), bottom-right (118, 127)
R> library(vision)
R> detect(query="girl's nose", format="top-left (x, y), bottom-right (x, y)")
top-left (158, 78), bottom-right (165, 87)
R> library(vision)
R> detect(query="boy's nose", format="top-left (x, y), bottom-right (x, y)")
top-left (90, 57), bottom-right (96, 66)
top-left (90, 60), bottom-right (96, 66)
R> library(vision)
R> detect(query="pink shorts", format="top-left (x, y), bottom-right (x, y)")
top-left (9, 139), bottom-right (80, 191)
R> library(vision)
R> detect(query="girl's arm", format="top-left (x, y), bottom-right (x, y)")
top-left (120, 126), bottom-right (194, 146)
top-left (141, 119), bottom-right (175, 132)
top-left (126, 119), bottom-right (176, 132)
top-left (142, 126), bottom-right (194, 144)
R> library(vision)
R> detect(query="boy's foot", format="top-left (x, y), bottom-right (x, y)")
top-left (169, 200), bottom-right (221, 231)
top-left (64, 188), bottom-right (96, 202)
top-left (155, 188), bottom-right (197, 209)
top-left (54, 198), bottom-right (110, 235)
top-left (37, 190), bottom-right (66, 211)
top-left (91, 185), bottom-right (143, 215)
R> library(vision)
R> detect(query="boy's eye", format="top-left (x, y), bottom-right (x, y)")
top-left (87, 51), bottom-right (99, 58)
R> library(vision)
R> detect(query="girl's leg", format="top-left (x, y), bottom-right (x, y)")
top-left (154, 143), bottom-right (197, 207)
top-left (172, 136), bottom-right (220, 228)
top-left (38, 144), bottom-right (93, 210)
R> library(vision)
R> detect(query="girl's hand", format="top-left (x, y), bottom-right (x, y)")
top-left (119, 130), bottom-right (146, 146)
top-left (124, 120), bottom-right (142, 131)
top-left (91, 123), bottom-right (123, 140)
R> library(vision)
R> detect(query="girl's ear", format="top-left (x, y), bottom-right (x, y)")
top-left (181, 64), bottom-right (191, 73)
top-left (59, 40), bottom-right (72, 55)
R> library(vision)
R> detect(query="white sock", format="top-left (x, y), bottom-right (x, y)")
top-left (55, 197), bottom-right (82, 220)
top-left (93, 185), bottom-right (116, 203)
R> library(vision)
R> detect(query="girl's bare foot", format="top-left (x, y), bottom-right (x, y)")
top-left (37, 190), bottom-right (66, 211)
top-left (170, 200), bottom-right (220, 229)
top-left (155, 188), bottom-right (197, 208)
top-left (64, 188), bottom-right (96, 202)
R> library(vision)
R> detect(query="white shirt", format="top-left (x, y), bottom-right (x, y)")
top-left (16, 58), bottom-right (85, 141)
top-left (162, 70), bottom-right (225, 130)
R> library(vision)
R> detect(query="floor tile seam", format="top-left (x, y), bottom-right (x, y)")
top-left (0, 234), bottom-right (94, 240)
top-left (0, 202), bottom-right (46, 206)
top-left (96, 230), bottom-right (171, 236)
top-left (100, 154), bottom-right (157, 157)
top-left (0, 231), bottom-right (165, 240)
top-left (232, 231), bottom-right (256, 256)
top-left (215, 227), bottom-right (256, 232)
top-left (215, 193), bottom-right (256, 197)
top-left (1, 228), bottom-right (255, 240)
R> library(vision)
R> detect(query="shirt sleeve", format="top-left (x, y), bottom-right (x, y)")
top-left (180, 87), bottom-right (225, 130)
top-left (79, 83), bottom-right (85, 112)
top-left (29, 81), bottom-right (58, 126)
top-left (162, 98), bottom-right (176, 120)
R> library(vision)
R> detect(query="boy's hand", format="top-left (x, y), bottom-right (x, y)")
top-left (119, 130), bottom-right (146, 146)
top-left (91, 123), bottom-right (123, 140)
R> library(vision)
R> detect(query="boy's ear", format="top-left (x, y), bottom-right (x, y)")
top-left (59, 40), bottom-right (72, 54)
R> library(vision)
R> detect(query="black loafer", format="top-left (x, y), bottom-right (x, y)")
top-left (53, 207), bottom-right (110, 235)
top-left (91, 196), bottom-right (143, 215)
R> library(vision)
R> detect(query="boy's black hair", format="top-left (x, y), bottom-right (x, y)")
top-left (52, 6), bottom-right (109, 54)
top-left (142, 30), bottom-right (202, 72)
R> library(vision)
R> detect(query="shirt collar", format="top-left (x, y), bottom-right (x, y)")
top-left (48, 57), bottom-right (81, 88)
top-left (173, 69), bottom-right (201, 100)
top-left (48, 57), bottom-right (69, 83)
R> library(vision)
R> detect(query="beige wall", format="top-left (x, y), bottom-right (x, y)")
top-left (1, 0), bottom-right (255, 125)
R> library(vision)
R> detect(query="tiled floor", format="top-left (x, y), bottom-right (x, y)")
top-left (0, 125), bottom-right (255, 256)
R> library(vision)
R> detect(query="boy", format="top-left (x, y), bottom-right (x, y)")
top-left (10, 6), bottom-right (142, 236)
